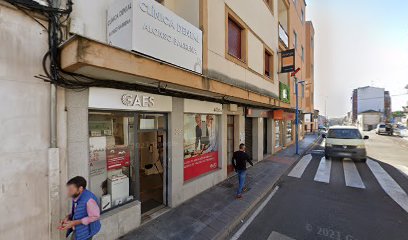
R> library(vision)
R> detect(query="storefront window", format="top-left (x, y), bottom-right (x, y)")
top-left (286, 121), bottom-right (293, 144)
top-left (275, 120), bottom-right (281, 148)
top-left (89, 112), bottom-right (136, 212)
top-left (183, 114), bottom-right (219, 181)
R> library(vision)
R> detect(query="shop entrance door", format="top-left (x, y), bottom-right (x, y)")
top-left (245, 117), bottom-right (253, 159)
top-left (135, 114), bottom-right (167, 214)
top-left (227, 115), bottom-right (235, 176)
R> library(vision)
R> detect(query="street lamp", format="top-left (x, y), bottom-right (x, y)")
top-left (291, 68), bottom-right (304, 155)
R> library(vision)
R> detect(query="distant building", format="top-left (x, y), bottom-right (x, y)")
top-left (351, 86), bottom-right (391, 123)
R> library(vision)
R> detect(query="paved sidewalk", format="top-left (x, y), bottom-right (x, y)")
top-left (121, 134), bottom-right (320, 240)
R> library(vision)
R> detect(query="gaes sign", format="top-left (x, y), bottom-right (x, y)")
top-left (107, 0), bottom-right (203, 74)
top-left (280, 49), bottom-right (295, 73)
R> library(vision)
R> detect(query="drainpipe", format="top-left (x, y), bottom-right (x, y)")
top-left (51, 84), bottom-right (57, 148)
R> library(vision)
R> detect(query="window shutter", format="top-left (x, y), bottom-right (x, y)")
top-left (228, 19), bottom-right (242, 59)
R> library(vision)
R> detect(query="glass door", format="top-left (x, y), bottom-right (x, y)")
top-left (135, 113), bottom-right (167, 214)
top-left (227, 115), bottom-right (235, 176)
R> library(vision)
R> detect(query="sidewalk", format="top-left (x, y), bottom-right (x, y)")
top-left (121, 134), bottom-right (320, 240)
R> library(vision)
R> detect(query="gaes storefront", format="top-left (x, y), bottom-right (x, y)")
top-left (67, 87), bottom-right (226, 238)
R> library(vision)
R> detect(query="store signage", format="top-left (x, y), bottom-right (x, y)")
top-left (279, 82), bottom-right (290, 103)
top-left (273, 110), bottom-right (295, 120)
top-left (184, 99), bottom-right (223, 115)
top-left (107, 0), bottom-right (203, 74)
top-left (280, 49), bottom-right (295, 73)
top-left (246, 108), bottom-right (273, 118)
top-left (89, 87), bottom-right (172, 112)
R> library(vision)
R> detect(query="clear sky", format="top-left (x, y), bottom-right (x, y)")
top-left (307, 0), bottom-right (408, 118)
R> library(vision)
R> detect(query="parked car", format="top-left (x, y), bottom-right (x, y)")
top-left (394, 125), bottom-right (408, 137)
top-left (323, 126), bottom-right (368, 162)
top-left (375, 123), bottom-right (393, 135)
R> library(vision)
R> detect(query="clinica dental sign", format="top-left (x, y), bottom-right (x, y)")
top-left (107, 0), bottom-right (203, 74)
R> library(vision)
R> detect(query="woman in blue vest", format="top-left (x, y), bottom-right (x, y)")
top-left (59, 176), bottom-right (101, 240)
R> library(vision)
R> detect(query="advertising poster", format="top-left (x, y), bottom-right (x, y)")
top-left (106, 146), bottom-right (131, 171)
top-left (183, 114), bottom-right (218, 181)
top-left (89, 137), bottom-right (108, 198)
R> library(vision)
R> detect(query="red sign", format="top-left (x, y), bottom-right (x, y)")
top-left (184, 151), bottom-right (218, 181)
top-left (273, 110), bottom-right (295, 120)
top-left (106, 146), bottom-right (130, 171)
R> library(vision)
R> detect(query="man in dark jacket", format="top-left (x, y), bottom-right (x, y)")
top-left (232, 143), bottom-right (253, 198)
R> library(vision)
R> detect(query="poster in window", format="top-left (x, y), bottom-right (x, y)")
top-left (183, 114), bottom-right (218, 181)
top-left (106, 146), bottom-right (131, 171)
top-left (89, 136), bottom-right (108, 199)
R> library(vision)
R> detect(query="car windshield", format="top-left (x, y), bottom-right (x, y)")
top-left (379, 124), bottom-right (386, 128)
top-left (327, 129), bottom-right (362, 139)
top-left (398, 125), bottom-right (407, 130)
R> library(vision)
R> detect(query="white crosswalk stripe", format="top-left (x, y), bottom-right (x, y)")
top-left (343, 160), bottom-right (366, 189)
top-left (288, 154), bottom-right (313, 178)
top-left (366, 159), bottom-right (408, 213)
top-left (314, 157), bottom-right (331, 183)
top-left (267, 231), bottom-right (296, 240)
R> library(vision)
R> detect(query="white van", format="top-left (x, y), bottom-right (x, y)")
top-left (323, 126), bottom-right (369, 162)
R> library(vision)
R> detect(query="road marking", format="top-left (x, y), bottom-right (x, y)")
top-left (314, 157), bottom-right (331, 183)
top-left (288, 154), bottom-right (313, 178)
top-left (320, 138), bottom-right (326, 147)
top-left (230, 186), bottom-right (279, 240)
top-left (343, 160), bottom-right (365, 189)
top-left (267, 231), bottom-right (296, 240)
top-left (367, 159), bottom-right (408, 213)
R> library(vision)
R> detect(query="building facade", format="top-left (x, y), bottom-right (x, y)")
top-left (351, 86), bottom-right (392, 123)
top-left (0, 0), bottom-right (316, 239)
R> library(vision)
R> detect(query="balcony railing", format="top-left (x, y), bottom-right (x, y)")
top-left (279, 23), bottom-right (289, 48)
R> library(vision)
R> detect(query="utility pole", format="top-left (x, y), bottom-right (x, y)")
top-left (291, 68), bottom-right (303, 155)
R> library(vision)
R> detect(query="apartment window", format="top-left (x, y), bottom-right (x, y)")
top-left (264, 50), bottom-right (273, 79)
top-left (228, 18), bottom-right (244, 60)
top-left (293, 31), bottom-right (298, 49)
top-left (301, 46), bottom-right (304, 62)
top-left (301, 9), bottom-right (304, 23)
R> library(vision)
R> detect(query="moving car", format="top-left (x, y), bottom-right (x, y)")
top-left (394, 124), bottom-right (408, 137)
top-left (375, 123), bottom-right (393, 135)
top-left (323, 126), bottom-right (369, 162)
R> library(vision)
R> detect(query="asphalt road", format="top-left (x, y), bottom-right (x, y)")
top-left (364, 130), bottom-right (408, 176)
top-left (233, 140), bottom-right (408, 240)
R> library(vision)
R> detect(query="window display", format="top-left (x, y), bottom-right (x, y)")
top-left (275, 120), bottom-right (281, 148)
top-left (286, 120), bottom-right (293, 144)
top-left (89, 112), bottom-right (136, 212)
top-left (183, 114), bottom-right (219, 181)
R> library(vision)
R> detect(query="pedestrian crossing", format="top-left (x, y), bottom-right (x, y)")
top-left (288, 154), bottom-right (408, 214)
top-left (288, 154), bottom-right (408, 213)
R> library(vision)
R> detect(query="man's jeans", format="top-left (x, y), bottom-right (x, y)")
top-left (237, 170), bottom-right (246, 195)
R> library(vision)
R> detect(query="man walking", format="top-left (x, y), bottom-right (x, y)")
top-left (232, 143), bottom-right (253, 199)
top-left (59, 176), bottom-right (101, 240)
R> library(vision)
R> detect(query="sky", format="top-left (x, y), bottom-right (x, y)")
top-left (306, 0), bottom-right (408, 118)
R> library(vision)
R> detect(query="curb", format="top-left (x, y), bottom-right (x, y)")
top-left (218, 135), bottom-right (322, 240)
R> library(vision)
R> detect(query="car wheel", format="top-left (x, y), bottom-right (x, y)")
top-left (361, 158), bottom-right (367, 163)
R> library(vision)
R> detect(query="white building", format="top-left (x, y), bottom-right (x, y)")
top-left (357, 86), bottom-right (385, 113)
